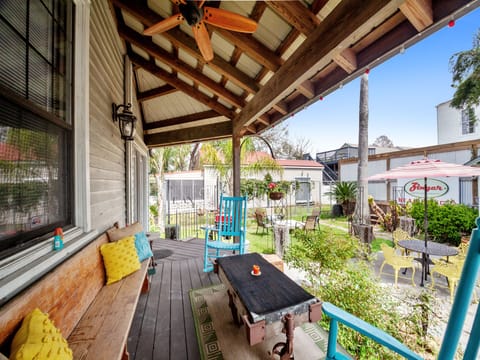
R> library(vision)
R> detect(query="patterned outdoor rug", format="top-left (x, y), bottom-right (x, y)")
top-left (153, 249), bottom-right (173, 259)
top-left (189, 284), bottom-right (344, 360)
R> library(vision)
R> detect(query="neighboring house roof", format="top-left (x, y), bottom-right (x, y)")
top-left (0, 143), bottom-right (37, 161)
top-left (372, 146), bottom-right (411, 154)
top-left (277, 159), bottom-right (323, 168)
top-left (164, 170), bottom-right (203, 179)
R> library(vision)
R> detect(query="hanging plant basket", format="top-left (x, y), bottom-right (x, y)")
top-left (269, 192), bottom-right (284, 200)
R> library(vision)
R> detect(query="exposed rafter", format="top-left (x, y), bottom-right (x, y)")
top-left (145, 121), bottom-right (233, 148)
top-left (129, 53), bottom-right (234, 119)
top-left (138, 85), bottom-right (176, 102)
top-left (119, 26), bottom-right (245, 109)
top-left (107, 0), bottom-right (479, 147)
top-left (265, 1), bottom-right (321, 35)
top-left (233, 0), bottom-right (400, 133)
top-left (400, 0), bottom-right (433, 31)
top-left (111, 0), bottom-right (260, 94)
top-left (334, 48), bottom-right (358, 74)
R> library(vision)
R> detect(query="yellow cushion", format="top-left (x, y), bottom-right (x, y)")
top-left (10, 308), bottom-right (72, 360)
top-left (100, 236), bottom-right (140, 285)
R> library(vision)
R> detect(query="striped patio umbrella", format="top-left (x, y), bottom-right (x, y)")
top-left (368, 158), bottom-right (480, 246)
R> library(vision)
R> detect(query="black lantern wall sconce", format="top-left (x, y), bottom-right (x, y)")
top-left (112, 103), bottom-right (137, 141)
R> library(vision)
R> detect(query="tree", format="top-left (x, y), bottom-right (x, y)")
top-left (449, 29), bottom-right (480, 122)
top-left (372, 135), bottom-right (394, 148)
top-left (200, 138), bottom-right (281, 194)
top-left (260, 124), bottom-right (312, 159)
top-left (162, 144), bottom-right (193, 172)
top-left (149, 148), bottom-right (165, 232)
top-left (329, 181), bottom-right (357, 216)
top-left (354, 73), bottom-right (370, 226)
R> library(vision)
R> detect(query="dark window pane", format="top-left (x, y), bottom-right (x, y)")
top-left (29, 49), bottom-right (52, 111)
top-left (0, 98), bottom-right (70, 256)
top-left (0, 0), bottom-right (27, 37)
top-left (30, 0), bottom-right (53, 62)
top-left (0, 20), bottom-right (27, 97)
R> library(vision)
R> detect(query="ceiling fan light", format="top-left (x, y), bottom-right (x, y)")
top-left (179, 2), bottom-right (203, 26)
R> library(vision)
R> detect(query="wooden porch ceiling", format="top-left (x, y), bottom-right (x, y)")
top-left (109, 0), bottom-right (480, 148)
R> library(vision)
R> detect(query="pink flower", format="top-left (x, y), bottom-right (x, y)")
top-left (268, 182), bottom-right (277, 190)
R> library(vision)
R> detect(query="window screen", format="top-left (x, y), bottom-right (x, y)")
top-left (0, 0), bottom-right (72, 259)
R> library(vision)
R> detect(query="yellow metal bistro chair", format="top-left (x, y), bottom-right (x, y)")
top-left (430, 259), bottom-right (478, 303)
top-left (380, 243), bottom-right (416, 287)
top-left (392, 228), bottom-right (413, 255)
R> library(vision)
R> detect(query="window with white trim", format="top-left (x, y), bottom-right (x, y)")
top-left (461, 108), bottom-right (475, 135)
top-left (0, 0), bottom-right (73, 260)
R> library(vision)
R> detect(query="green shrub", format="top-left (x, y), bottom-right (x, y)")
top-left (410, 200), bottom-right (477, 245)
top-left (284, 227), bottom-right (357, 271)
top-left (285, 226), bottom-right (441, 359)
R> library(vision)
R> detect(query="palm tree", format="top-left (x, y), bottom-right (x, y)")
top-left (329, 181), bottom-right (357, 216)
top-left (354, 73), bottom-right (370, 225)
top-left (200, 138), bottom-right (281, 195)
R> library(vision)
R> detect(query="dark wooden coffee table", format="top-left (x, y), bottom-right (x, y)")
top-left (216, 252), bottom-right (322, 359)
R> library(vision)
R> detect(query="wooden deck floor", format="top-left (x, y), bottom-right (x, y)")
top-left (128, 236), bottom-right (220, 360)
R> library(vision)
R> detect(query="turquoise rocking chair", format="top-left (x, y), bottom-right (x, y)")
top-left (203, 194), bottom-right (247, 272)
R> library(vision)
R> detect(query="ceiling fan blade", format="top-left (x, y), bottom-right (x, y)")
top-left (203, 7), bottom-right (257, 33)
top-left (192, 22), bottom-right (213, 62)
top-left (143, 14), bottom-right (184, 36)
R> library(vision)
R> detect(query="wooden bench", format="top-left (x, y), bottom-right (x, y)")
top-left (0, 226), bottom-right (150, 360)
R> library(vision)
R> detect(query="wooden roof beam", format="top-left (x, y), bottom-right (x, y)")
top-left (256, 115), bottom-right (271, 126)
top-left (310, 0), bottom-right (329, 15)
top-left (214, 29), bottom-right (283, 72)
top-left (138, 85), bottom-right (176, 102)
top-left (233, 0), bottom-right (400, 134)
top-left (297, 80), bottom-right (316, 99)
top-left (333, 48), bottom-right (358, 74)
top-left (265, 1), bottom-right (320, 35)
top-left (273, 101), bottom-right (289, 115)
top-left (111, 0), bottom-right (259, 94)
top-left (145, 121), bottom-right (232, 147)
top-left (129, 53), bottom-right (234, 119)
top-left (118, 26), bottom-right (245, 109)
top-left (144, 110), bottom-right (220, 131)
top-left (399, 0), bottom-right (433, 32)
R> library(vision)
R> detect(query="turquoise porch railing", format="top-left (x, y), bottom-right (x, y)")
top-left (323, 217), bottom-right (480, 360)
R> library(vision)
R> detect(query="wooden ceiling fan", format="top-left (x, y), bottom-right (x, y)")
top-left (143, 0), bottom-right (257, 62)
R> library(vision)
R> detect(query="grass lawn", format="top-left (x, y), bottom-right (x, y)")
top-left (246, 216), bottom-right (394, 254)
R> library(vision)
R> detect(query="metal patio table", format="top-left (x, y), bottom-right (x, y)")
top-left (398, 239), bottom-right (458, 286)
top-left (216, 253), bottom-right (321, 360)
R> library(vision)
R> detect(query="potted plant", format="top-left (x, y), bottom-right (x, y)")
top-left (268, 182), bottom-right (284, 200)
top-left (264, 174), bottom-right (293, 200)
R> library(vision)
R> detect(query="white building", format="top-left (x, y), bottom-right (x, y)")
top-left (437, 100), bottom-right (480, 145)
top-left (162, 155), bottom-right (324, 212)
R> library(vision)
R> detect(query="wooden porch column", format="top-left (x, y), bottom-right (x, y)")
top-left (232, 134), bottom-right (241, 196)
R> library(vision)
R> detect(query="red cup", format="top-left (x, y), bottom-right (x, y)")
top-left (253, 264), bottom-right (260, 275)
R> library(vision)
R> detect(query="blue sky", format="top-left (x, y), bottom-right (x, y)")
top-left (285, 6), bottom-right (480, 155)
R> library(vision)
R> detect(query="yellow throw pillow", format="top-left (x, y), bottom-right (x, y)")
top-left (100, 236), bottom-right (141, 285)
top-left (10, 308), bottom-right (73, 360)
